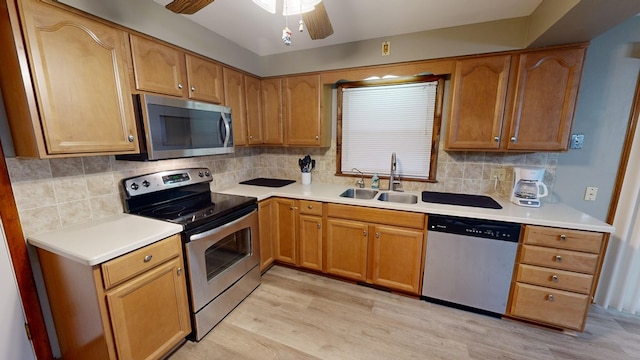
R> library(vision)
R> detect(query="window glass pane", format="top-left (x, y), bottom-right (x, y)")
top-left (340, 80), bottom-right (439, 179)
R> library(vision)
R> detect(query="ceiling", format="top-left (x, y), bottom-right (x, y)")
top-left (152, 0), bottom-right (543, 56)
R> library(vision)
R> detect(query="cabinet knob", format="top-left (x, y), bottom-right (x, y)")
top-left (143, 255), bottom-right (153, 263)
top-left (128, 134), bottom-right (135, 142)
top-left (177, 267), bottom-right (182, 276)
top-left (315, 135), bottom-right (319, 140)
top-left (363, 231), bottom-right (368, 237)
top-left (375, 232), bottom-right (380, 239)
top-left (307, 205), bottom-right (313, 209)
top-left (560, 234), bottom-right (567, 241)
top-left (555, 255), bottom-right (562, 263)
top-left (551, 275), bottom-right (559, 282)
top-left (191, 86), bottom-right (196, 91)
top-left (178, 83), bottom-right (183, 89)
top-left (494, 136), bottom-right (500, 142)
top-left (317, 223), bottom-right (321, 229)
top-left (510, 136), bottom-right (517, 143)
top-left (290, 206), bottom-right (298, 210)
top-left (547, 294), bottom-right (555, 302)
top-left (249, 135), bottom-right (253, 140)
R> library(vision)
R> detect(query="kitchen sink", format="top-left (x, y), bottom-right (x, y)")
top-left (377, 192), bottom-right (418, 204)
top-left (339, 188), bottom-right (378, 200)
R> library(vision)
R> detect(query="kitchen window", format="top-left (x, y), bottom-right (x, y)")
top-left (337, 75), bottom-right (444, 181)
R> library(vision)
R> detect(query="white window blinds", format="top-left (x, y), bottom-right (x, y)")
top-left (340, 81), bottom-right (439, 179)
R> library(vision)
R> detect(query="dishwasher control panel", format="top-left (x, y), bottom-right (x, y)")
top-left (428, 215), bottom-right (521, 242)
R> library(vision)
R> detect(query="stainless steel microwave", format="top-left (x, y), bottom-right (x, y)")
top-left (116, 94), bottom-right (234, 161)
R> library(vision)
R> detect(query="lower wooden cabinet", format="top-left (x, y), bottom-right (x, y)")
top-left (326, 203), bottom-right (426, 295)
top-left (273, 198), bottom-right (298, 264)
top-left (325, 218), bottom-right (369, 281)
top-left (297, 200), bottom-right (323, 271)
top-left (507, 225), bottom-right (606, 331)
top-left (258, 199), bottom-right (275, 271)
top-left (37, 234), bottom-right (190, 360)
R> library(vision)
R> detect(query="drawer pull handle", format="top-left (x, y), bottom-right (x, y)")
top-left (143, 255), bottom-right (153, 263)
top-left (308, 205), bottom-right (313, 209)
top-left (177, 267), bottom-right (182, 276)
top-left (555, 255), bottom-right (562, 263)
top-left (560, 234), bottom-right (567, 241)
top-left (547, 294), bottom-right (555, 302)
top-left (290, 206), bottom-right (298, 210)
top-left (552, 275), bottom-right (559, 282)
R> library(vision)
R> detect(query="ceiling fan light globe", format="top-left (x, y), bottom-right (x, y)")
top-left (282, 0), bottom-right (321, 15)
top-left (252, 0), bottom-right (276, 14)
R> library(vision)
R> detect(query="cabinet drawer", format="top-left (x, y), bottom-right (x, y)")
top-left (298, 200), bottom-right (323, 216)
top-left (510, 282), bottom-right (590, 330)
top-left (101, 234), bottom-right (181, 289)
top-left (515, 264), bottom-right (593, 294)
top-left (520, 245), bottom-right (598, 274)
top-left (523, 225), bottom-right (603, 253)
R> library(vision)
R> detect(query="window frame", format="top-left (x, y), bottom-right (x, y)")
top-left (336, 74), bottom-right (445, 182)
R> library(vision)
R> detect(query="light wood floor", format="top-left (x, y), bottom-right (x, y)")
top-left (169, 266), bottom-right (640, 360)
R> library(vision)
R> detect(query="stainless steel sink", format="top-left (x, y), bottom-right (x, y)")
top-left (339, 188), bottom-right (378, 200)
top-left (377, 192), bottom-right (418, 204)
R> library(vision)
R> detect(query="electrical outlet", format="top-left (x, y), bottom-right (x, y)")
top-left (490, 168), bottom-right (506, 181)
top-left (584, 186), bottom-right (598, 201)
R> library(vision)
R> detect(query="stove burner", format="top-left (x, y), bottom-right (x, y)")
top-left (153, 205), bottom-right (187, 216)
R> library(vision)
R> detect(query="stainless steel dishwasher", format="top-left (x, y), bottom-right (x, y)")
top-left (421, 215), bottom-right (521, 316)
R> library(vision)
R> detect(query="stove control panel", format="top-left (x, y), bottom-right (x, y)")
top-left (122, 167), bottom-right (213, 197)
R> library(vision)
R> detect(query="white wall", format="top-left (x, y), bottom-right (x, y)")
top-left (554, 15), bottom-right (640, 220)
top-left (0, 220), bottom-right (36, 360)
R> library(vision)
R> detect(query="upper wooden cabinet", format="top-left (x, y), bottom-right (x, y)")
top-left (284, 74), bottom-right (331, 147)
top-left (223, 67), bottom-right (248, 146)
top-left (446, 45), bottom-right (586, 152)
top-left (0, 0), bottom-right (139, 157)
top-left (130, 35), bottom-right (225, 104)
top-left (245, 74), bottom-right (264, 145)
top-left (261, 78), bottom-right (284, 145)
top-left (185, 54), bottom-right (224, 104)
top-left (446, 54), bottom-right (511, 150)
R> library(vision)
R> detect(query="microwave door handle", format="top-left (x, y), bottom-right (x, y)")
top-left (219, 113), bottom-right (231, 146)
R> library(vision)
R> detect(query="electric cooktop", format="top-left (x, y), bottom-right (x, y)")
top-left (421, 191), bottom-right (502, 209)
top-left (239, 178), bottom-right (296, 188)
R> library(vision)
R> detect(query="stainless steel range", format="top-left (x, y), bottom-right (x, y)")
top-left (122, 168), bottom-right (260, 341)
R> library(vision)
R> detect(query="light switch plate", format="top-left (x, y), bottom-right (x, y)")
top-left (571, 134), bottom-right (584, 149)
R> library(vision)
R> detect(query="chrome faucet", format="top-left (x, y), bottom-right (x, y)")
top-left (388, 152), bottom-right (403, 191)
top-left (352, 168), bottom-right (365, 188)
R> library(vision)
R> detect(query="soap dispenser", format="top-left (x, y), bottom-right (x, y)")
top-left (371, 173), bottom-right (379, 189)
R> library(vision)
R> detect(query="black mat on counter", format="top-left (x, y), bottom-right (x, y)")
top-left (240, 178), bottom-right (296, 188)
top-left (421, 191), bottom-right (502, 209)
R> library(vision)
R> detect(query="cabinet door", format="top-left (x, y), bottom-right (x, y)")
top-left (130, 34), bottom-right (187, 97)
top-left (106, 257), bottom-right (191, 360)
top-left (298, 214), bottom-right (323, 271)
top-left (505, 47), bottom-right (586, 151)
top-left (370, 225), bottom-right (424, 294)
top-left (325, 218), bottom-right (369, 281)
top-left (245, 74), bottom-right (264, 144)
top-left (274, 198), bottom-right (297, 264)
top-left (223, 67), bottom-right (248, 146)
top-left (185, 54), bottom-right (224, 104)
top-left (284, 74), bottom-right (322, 146)
top-left (446, 55), bottom-right (511, 150)
top-left (261, 78), bottom-right (284, 144)
top-left (21, 1), bottom-right (139, 154)
top-left (258, 199), bottom-right (275, 272)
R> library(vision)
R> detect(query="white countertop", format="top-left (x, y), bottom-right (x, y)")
top-left (219, 182), bottom-right (614, 233)
top-left (28, 213), bottom-right (183, 266)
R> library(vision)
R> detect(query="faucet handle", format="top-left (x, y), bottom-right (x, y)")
top-left (356, 179), bottom-right (365, 188)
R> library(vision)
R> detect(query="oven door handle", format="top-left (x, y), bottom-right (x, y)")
top-left (188, 210), bottom-right (255, 242)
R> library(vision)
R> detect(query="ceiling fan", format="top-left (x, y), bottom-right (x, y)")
top-left (164, 0), bottom-right (334, 40)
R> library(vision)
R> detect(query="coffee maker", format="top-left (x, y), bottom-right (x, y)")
top-left (511, 167), bottom-right (548, 207)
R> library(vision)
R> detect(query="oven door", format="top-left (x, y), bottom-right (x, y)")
top-left (184, 209), bottom-right (259, 312)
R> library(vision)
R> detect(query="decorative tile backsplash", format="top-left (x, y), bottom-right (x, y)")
top-left (8, 143), bottom-right (557, 237)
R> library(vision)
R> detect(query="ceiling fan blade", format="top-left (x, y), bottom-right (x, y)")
top-left (165, 0), bottom-right (214, 14)
top-left (302, 2), bottom-right (333, 40)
